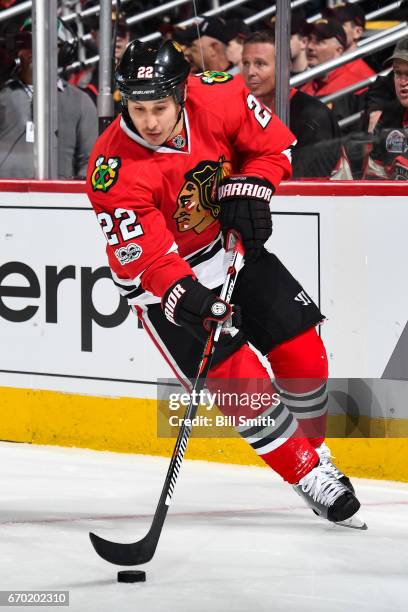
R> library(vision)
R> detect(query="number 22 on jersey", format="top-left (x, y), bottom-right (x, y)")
top-left (247, 94), bottom-right (272, 128)
top-left (97, 208), bottom-right (144, 246)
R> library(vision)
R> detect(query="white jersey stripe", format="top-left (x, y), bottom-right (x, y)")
top-left (135, 305), bottom-right (191, 391)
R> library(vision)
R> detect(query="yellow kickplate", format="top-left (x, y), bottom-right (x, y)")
top-left (1, 387), bottom-right (407, 481)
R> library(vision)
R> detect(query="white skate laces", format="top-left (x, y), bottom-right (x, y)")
top-left (293, 459), bottom-right (367, 529)
top-left (298, 462), bottom-right (348, 508)
top-left (316, 442), bottom-right (344, 480)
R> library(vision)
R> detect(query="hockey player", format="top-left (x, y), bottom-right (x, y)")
top-left (87, 39), bottom-right (365, 529)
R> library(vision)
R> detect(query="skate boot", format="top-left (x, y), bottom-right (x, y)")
top-left (316, 442), bottom-right (354, 493)
top-left (293, 461), bottom-right (367, 530)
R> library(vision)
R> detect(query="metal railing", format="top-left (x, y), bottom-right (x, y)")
top-left (62, 2), bottom-right (408, 93)
top-left (290, 25), bottom-right (408, 88)
top-left (0, 0), bottom-right (31, 24)
top-left (307, 0), bottom-right (364, 23)
top-left (62, 0), bottom-right (132, 23)
top-left (127, 0), bottom-right (192, 26)
top-left (338, 111), bottom-right (364, 129)
top-left (320, 69), bottom-right (392, 105)
top-left (140, 0), bottom-right (254, 42)
top-left (6, 0), bottom-right (408, 178)
top-left (307, 0), bottom-right (403, 24)
top-left (364, 0), bottom-right (406, 21)
top-left (358, 22), bottom-right (408, 47)
top-left (245, 0), bottom-right (310, 25)
top-left (0, 0), bottom-right (132, 24)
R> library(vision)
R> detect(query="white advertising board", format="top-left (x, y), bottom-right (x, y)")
top-left (1, 188), bottom-right (408, 406)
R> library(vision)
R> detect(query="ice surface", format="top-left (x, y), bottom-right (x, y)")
top-left (0, 442), bottom-right (407, 612)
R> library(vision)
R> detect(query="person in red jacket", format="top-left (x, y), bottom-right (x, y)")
top-left (87, 39), bottom-right (365, 529)
top-left (302, 18), bottom-right (374, 98)
top-left (326, 3), bottom-right (375, 80)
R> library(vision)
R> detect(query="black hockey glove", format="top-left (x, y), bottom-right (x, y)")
top-left (218, 175), bottom-right (274, 263)
top-left (162, 276), bottom-right (240, 339)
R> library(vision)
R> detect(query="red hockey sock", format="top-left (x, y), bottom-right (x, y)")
top-left (208, 344), bottom-right (318, 483)
top-left (267, 328), bottom-right (329, 448)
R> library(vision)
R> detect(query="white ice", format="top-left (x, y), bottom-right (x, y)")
top-left (0, 441), bottom-right (407, 612)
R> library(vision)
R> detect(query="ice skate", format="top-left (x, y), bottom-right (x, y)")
top-left (293, 461), bottom-right (367, 530)
top-left (316, 442), bottom-right (355, 493)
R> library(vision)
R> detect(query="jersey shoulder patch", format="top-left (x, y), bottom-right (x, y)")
top-left (90, 155), bottom-right (121, 193)
top-left (198, 70), bottom-right (233, 85)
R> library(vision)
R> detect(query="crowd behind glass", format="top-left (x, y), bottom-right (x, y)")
top-left (1, 0), bottom-right (408, 181)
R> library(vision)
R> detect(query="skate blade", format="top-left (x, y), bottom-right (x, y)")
top-left (334, 513), bottom-right (368, 530)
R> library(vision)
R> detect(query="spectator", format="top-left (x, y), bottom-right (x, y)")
top-left (302, 18), bottom-right (374, 98)
top-left (183, 17), bottom-right (240, 74)
top-left (364, 38), bottom-right (408, 179)
top-left (301, 15), bottom-right (374, 174)
top-left (225, 19), bottom-right (252, 74)
top-left (0, 20), bottom-right (98, 178)
top-left (325, 3), bottom-right (367, 53)
top-left (365, 71), bottom-right (395, 133)
top-left (80, 8), bottom-right (132, 114)
top-left (242, 31), bottom-right (352, 178)
top-left (290, 13), bottom-right (309, 77)
top-left (324, 3), bottom-right (374, 85)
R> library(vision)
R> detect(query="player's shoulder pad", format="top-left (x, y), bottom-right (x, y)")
top-left (87, 117), bottom-right (123, 196)
top-left (187, 71), bottom-right (246, 106)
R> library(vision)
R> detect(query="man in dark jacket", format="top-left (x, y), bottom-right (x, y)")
top-left (242, 31), bottom-right (351, 178)
top-left (0, 20), bottom-right (97, 178)
top-left (364, 38), bottom-right (408, 179)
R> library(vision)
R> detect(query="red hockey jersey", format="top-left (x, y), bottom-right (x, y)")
top-left (86, 72), bottom-right (295, 305)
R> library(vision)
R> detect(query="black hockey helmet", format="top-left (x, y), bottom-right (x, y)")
top-left (116, 39), bottom-right (190, 105)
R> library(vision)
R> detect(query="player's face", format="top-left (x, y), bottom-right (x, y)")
top-left (394, 59), bottom-right (408, 108)
top-left (127, 97), bottom-right (179, 145)
top-left (306, 35), bottom-right (343, 66)
top-left (242, 43), bottom-right (276, 100)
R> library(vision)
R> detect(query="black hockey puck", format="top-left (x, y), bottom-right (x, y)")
top-left (117, 570), bottom-right (146, 583)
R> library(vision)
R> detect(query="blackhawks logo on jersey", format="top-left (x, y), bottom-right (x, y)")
top-left (91, 156), bottom-right (121, 192)
top-left (174, 156), bottom-right (232, 234)
top-left (200, 70), bottom-right (233, 85)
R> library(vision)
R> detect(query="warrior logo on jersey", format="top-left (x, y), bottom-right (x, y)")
top-left (174, 156), bottom-right (231, 234)
top-left (200, 71), bottom-right (233, 85)
top-left (91, 156), bottom-right (121, 192)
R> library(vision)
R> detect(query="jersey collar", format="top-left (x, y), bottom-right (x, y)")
top-left (120, 108), bottom-right (191, 154)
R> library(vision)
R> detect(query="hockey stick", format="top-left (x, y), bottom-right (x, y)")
top-left (89, 230), bottom-right (245, 566)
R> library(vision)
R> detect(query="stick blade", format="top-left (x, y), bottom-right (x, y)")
top-left (89, 532), bottom-right (153, 566)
